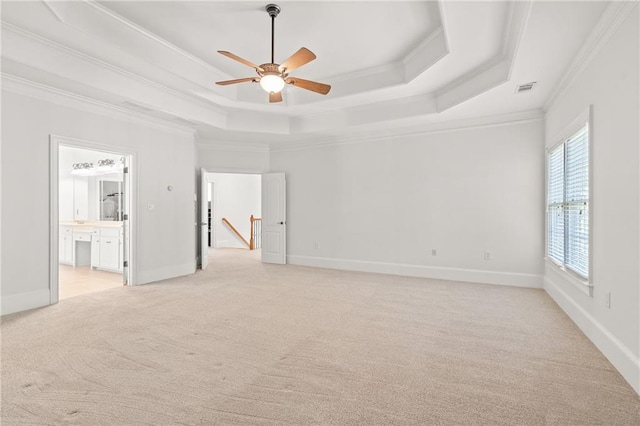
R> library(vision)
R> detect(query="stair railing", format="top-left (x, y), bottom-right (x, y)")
top-left (250, 215), bottom-right (262, 250)
top-left (221, 217), bottom-right (250, 249)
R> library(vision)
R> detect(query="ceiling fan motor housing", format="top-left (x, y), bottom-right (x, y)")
top-left (259, 63), bottom-right (281, 75)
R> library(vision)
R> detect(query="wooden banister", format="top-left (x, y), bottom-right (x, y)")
top-left (250, 215), bottom-right (262, 250)
top-left (221, 217), bottom-right (250, 249)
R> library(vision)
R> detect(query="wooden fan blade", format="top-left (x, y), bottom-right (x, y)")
top-left (285, 77), bottom-right (331, 95)
top-left (279, 47), bottom-right (316, 73)
top-left (216, 77), bottom-right (258, 86)
top-left (217, 51), bottom-right (264, 72)
top-left (269, 91), bottom-right (283, 103)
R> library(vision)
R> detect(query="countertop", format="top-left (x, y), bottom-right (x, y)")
top-left (60, 221), bottom-right (123, 230)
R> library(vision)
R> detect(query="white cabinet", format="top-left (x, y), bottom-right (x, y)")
top-left (91, 229), bottom-right (100, 267)
top-left (60, 224), bottom-right (122, 272)
top-left (91, 226), bottom-right (123, 272)
top-left (100, 237), bottom-right (120, 270)
top-left (59, 226), bottom-right (73, 264)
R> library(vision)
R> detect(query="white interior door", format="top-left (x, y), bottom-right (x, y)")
top-left (200, 168), bottom-right (209, 269)
top-left (262, 172), bottom-right (286, 264)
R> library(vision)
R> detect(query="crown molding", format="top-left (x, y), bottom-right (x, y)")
top-left (543, 0), bottom-right (638, 112)
top-left (196, 141), bottom-right (269, 153)
top-left (403, 27), bottom-right (449, 83)
top-left (1, 21), bottom-right (226, 117)
top-left (1, 73), bottom-right (197, 137)
top-left (403, 0), bottom-right (449, 83)
top-left (434, 1), bottom-right (531, 113)
top-left (82, 0), bottom-right (229, 79)
top-left (403, 26), bottom-right (445, 67)
top-left (270, 109), bottom-right (544, 153)
top-left (290, 92), bottom-right (438, 134)
top-left (436, 57), bottom-right (510, 112)
top-left (42, 0), bottom-right (64, 22)
top-left (501, 0), bottom-right (533, 61)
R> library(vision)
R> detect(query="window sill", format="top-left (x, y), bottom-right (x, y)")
top-left (544, 258), bottom-right (593, 297)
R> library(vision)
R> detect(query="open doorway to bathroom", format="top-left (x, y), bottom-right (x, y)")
top-left (200, 171), bottom-right (262, 269)
top-left (54, 143), bottom-right (132, 300)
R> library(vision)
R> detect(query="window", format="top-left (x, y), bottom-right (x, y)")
top-left (547, 123), bottom-right (589, 280)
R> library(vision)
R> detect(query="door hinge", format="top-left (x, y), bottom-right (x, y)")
top-left (123, 261), bottom-right (128, 267)
top-left (123, 214), bottom-right (129, 220)
top-left (123, 167), bottom-right (129, 174)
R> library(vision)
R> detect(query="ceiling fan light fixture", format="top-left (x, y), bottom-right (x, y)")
top-left (260, 73), bottom-right (285, 93)
top-left (215, 3), bottom-right (330, 103)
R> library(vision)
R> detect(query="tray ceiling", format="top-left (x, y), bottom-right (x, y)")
top-left (0, 1), bottom-right (613, 145)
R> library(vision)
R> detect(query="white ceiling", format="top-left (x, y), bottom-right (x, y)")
top-left (1, 1), bottom-right (612, 147)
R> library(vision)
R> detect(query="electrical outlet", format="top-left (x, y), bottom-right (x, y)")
top-left (313, 241), bottom-right (320, 250)
top-left (484, 251), bottom-right (491, 261)
top-left (605, 292), bottom-right (611, 309)
top-left (431, 249), bottom-right (437, 256)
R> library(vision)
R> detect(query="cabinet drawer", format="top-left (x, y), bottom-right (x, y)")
top-left (99, 227), bottom-right (122, 237)
top-left (73, 232), bottom-right (91, 242)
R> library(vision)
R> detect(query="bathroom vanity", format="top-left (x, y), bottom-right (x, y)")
top-left (59, 221), bottom-right (123, 272)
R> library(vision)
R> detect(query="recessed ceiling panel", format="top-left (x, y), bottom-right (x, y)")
top-left (98, 1), bottom-right (438, 80)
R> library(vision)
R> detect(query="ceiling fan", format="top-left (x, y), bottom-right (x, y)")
top-left (215, 3), bottom-right (331, 103)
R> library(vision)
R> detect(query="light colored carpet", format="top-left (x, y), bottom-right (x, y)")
top-left (2, 248), bottom-right (639, 425)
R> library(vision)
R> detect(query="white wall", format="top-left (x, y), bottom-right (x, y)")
top-left (1, 90), bottom-right (197, 314)
top-left (197, 144), bottom-right (269, 173)
top-left (543, 7), bottom-right (639, 393)
top-left (209, 173), bottom-right (261, 249)
top-left (270, 120), bottom-right (545, 287)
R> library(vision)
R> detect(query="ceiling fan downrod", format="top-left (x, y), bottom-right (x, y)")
top-left (265, 4), bottom-right (280, 64)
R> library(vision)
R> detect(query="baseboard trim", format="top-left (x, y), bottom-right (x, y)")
top-left (287, 255), bottom-right (542, 288)
top-left (136, 262), bottom-right (197, 285)
top-left (215, 240), bottom-right (246, 249)
top-left (1, 289), bottom-right (51, 316)
top-left (544, 276), bottom-right (640, 395)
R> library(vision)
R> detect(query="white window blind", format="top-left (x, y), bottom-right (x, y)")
top-left (547, 144), bottom-right (564, 264)
top-left (547, 124), bottom-right (589, 280)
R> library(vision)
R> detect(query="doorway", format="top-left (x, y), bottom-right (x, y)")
top-left (200, 171), bottom-right (263, 269)
top-left (50, 137), bottom-right (134, 303)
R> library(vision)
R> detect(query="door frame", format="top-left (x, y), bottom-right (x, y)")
top-left (197, 168), bottom-right (268, 267)
top-left (49, 135), bottom-right (137, 304)
top-left (208, 181), bottom-right (215, 249)
top-left (199, 169), bottom-right (217, 269)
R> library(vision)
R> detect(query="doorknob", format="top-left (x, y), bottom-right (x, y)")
top-left (201, 222), bottom-right (207, 226)
top-left (279, 221), bottom-right (285, 225)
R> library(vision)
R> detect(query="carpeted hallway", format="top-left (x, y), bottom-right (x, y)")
top-left (2, 248), bottom-right (639, 425)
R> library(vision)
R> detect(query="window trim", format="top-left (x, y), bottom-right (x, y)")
top-left (545, 106), bottom-right (593, 292)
